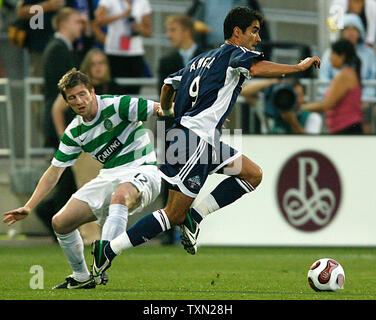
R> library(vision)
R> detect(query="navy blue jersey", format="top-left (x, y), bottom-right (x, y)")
top-left (164, 43), bottom-right (263, 146)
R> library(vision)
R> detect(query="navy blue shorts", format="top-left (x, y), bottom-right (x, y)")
top-left (159, 125), bottom-right (241, 198)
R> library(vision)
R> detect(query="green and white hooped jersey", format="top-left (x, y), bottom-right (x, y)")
top-left (52, 95), bottom-right (157, 169)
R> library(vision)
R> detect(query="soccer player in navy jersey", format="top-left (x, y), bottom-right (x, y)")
top-left (91, 7), bottom-right (320, 278)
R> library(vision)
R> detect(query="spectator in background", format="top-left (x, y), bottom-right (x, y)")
top-left (86, 0), bottom-right (107, 47)
top-left (302, 39), bottom-right (363, 135)
top-left (80, 48), bottom-right (123, 95)
top-left (95, 0), bottom-right (152, 94)
top-left (90, 16), bottom-right (107, 46)
top-left (37, 7), bottom-right (84, 240)
top-left (42, 7), bottom-right (84, 147)
top-left (241, 78), bottom-right (322, 134)
top-left (69, 0), bottom-right (101, 63)
top-left (320, 13), bottom-right (376, 133)
top-left (158, 14), bottom-right (207, 91)
top-left (16, 0), bottom-right (65, 76)
top-left (331, 0), bottom-right (376, 47)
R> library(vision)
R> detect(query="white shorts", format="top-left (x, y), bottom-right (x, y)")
top-left (72, 165), bottom-right (161, 226)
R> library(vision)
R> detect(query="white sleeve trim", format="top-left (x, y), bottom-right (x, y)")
top-left (164, 76), bottom-right (182, 90)
top-left (51, 158), bottom-right (76, 168)
top-left (147, 100), bottom-right (155, 120)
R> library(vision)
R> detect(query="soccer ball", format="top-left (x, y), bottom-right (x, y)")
top-left (307, 258), bottom-right (345, 292)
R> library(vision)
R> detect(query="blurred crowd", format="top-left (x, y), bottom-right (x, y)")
top-left (0, 0), bottom-right (375, 137)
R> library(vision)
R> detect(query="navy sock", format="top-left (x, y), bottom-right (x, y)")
top-left (210, 177), bottom-right (251, 208)
top-left (105, 242), bottom-right (117, 261)
top-left (127, 210), bottom-right (170, 247)
top-left (189, 177), bottom-right (253, 225)
top-left (189, 208), bottom-right (203, 223)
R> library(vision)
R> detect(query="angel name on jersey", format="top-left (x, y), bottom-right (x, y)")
top-left (189, 57), bottom-right (216, 72)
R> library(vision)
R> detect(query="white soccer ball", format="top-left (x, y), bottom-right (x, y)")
top-left (307, 258), bottom-right (345, 292)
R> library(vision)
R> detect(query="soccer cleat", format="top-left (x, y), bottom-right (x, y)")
top-left (52, 275), bottom-right (96, 289)
top-left (91, 240), bottom-right (112, 283)
top-left (100, 272), bottom-right (109, 285)
top-left (92, 271), bottom-right (109, 286)
top-left (179, 212), bottom-right (200, 255)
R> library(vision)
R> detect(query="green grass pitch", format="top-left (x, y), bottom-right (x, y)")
top-left (0, 244), bottom-right (375, 300)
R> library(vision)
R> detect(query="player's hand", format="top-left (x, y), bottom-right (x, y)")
top-left (156, 105), bottom-right (163, 117)
top-left (3, 207), bottom-right (31, 226)
top-left (156, 103), bottom-right (174, 118)
top-left (298, 56), bottom-right (321, 71)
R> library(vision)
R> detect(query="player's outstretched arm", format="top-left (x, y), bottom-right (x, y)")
top-left (250, 56), bottom-right (321, 78)
top-left (3, 165), bottom-right (65, 226)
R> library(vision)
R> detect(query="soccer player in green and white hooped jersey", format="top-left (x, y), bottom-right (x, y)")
top-left (3, 68), bottom-right (167, 289)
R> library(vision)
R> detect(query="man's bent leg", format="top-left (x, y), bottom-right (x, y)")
top-left (52, 198), bottom-right (97, 283)
top-left (190, 154), bottom-right (262, 223)
top-left (91, 189), bottom-right (194, 277)
top-left (179, 155), bottom-right (262, 254)
top-left (101, 182), bottom-right (141, 241)
top-left (110, 189), bottom-right (194, 253)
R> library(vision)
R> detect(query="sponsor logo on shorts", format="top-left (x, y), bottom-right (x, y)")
top-left (187, 175), bottom-right (201, 190)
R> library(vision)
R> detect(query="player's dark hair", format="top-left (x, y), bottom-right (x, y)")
top-left (331, 38), bottom-right (362, 84)
top-left (223, 7), bottom-right (263, 40)
top-left (58, 68), bottom-right (94, 100)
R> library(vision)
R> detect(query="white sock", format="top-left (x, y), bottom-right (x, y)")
top-left (195, 194), bottom-right (220, 219)
top-left (110, 232), bottom-right (132, 255)
top-left (101, 204), bottom-right (128, 240)
top-left (56, 230), bottom-right (90, 281)
top-left (110, 209), bottom-right (171, 255)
